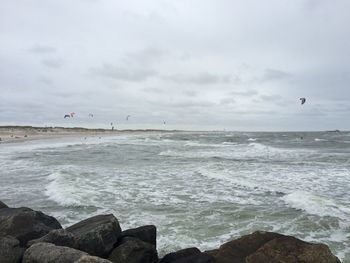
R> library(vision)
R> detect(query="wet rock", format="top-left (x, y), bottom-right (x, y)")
top-left (22, 242), bottom-right (88, 263)
top-left (246, 235), bottom-right (341, 263)
top-left (0, 236), bottom-right (25, 263)
top-left (160, 247), bottom-right (214, 263)
top-left (27, 229), bottom-right (77, 248)
top-left (0, 207), bottom-right (62, 246)
top-left (74, 255), bottom-right (113, 263)
top-left (208, 231), bottom-right (341, 263)
top-left (207, 231), bottom-right (284, 262)
top-left (0, 200), bottom-right (8, 209)
top-left (108, 237), bottom-right (158, 263)
top-left (67, 214), bottom-right (121, 257)
top-left (159, 247), bottom-right (201, 263)
top-left (173, 253), bottom-right (215, 263)
top-left (119, 225), bottom-right (156, 246)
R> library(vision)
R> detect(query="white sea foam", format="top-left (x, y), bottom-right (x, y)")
top-left (247, 138), bottom-right (257, 141)
top-left (314, 138), bottom-right (327, 142)
top-left (282, 191), bottom-right (350, 220)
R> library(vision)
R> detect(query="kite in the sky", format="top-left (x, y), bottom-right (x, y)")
top-left (300, 98), bottom-right (306, 105)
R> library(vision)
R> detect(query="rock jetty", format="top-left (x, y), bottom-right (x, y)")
top-left (0, 201), bottom-right (341, 263)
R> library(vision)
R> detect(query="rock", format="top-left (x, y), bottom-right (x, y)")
top-left (67, 214), bottom-right (121, 257)
top-left (108, 237), bottom-right (158, 263)
top-left (0, 200), bottom-right (8, 209)
top-left (171, 253), bottom-right (215, 263)
top-left (74, 255), bottom-right (113, 263)
top-left (207, 231), bottom-right (284, 263)
top-left (22, 242), bottom-right (88, 263)
top-left (159, 247), bottom-right (201, 263)
top-left (208, 231), bottom-right (341, 263)
top-left (0, 207), bottom-right (62, 246)
top-left (27, 229), bottom-right (77, 248)
top-left (246, 235), bottom-right (341, 263)
top-left (160, 247), bottom-right (214, 263)
top-left (0, 236), bottom-right (25, 263)
top-left (119, 225), bottom-right (156, 246)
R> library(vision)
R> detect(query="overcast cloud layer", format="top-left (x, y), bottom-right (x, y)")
top-left (1, 0), bottom-right (350, 130)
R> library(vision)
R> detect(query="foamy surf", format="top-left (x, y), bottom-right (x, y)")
top-left (1, 131), bottom-right (350, 261)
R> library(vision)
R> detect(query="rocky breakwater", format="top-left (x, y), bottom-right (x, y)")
top-left (0, 200), bottom-right (342, 263)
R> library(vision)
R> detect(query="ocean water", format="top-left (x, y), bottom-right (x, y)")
top-left (1, 131), bottom-right (350, 261)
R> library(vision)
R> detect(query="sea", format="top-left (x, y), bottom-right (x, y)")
top-left (1, 131), bottom-right (350, 261)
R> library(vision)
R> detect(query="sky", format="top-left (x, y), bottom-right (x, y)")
top-left (1, 0), bottom-right (350, 131)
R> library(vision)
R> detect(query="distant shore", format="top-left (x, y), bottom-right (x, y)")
top-left (0, 126), bottom-right (176, 144)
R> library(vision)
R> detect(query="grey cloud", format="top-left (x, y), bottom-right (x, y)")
top-left (158, 100), bottom-right (216, 108)
top-left (42, 58), bottom-right (63, 69)
top-left (142, 87), bottom-right (166, 93)
top-left (28, 45), bottom-right (56, 54)
top-left (260, 94), bottom-right (283, 101)
top-left (122, 47), bottom-right (165, 66)
top-left (38, 76), bottom-right (53, 85)
top-left (229, 89), bottom-right (258, 97)
top-left (220, 98), bottom-right (236, 105)
top-left (91, 64), bottom-right (157, 82)
top-left (164, 72), bottom-right (230, 85)
top-left (261, 69), bottom-right (292, 82)
top-left (183, 90), bottom-right (198, 97)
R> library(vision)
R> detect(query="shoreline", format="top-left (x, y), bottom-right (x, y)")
top-left (0, 126), bottom-right (178, 144)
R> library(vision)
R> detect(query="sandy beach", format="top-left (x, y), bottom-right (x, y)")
top-left (0, 126), bottom-right (170, 144)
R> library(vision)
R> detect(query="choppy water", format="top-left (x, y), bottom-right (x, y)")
top-left (1, 131), bottom-right (350, 261)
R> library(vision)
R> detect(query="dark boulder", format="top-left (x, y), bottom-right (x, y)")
top-left (0, 236), bottom-right (25, 263)
top-left (119, 225), bottom-right (156, 246)
top-left (0, 200), bottom-right (8, 209)
top-left (75, 255), bottom-right (113, 263)
top-left (22, 242), bottom-right (88, 263)
top-left (108, 237), bottom-right (158, 263)
top-left (159, 247), bottom-right (201, 263)
top-left (207, 231), bottom-right (283, 263)
top-left (246, 235), bottom-right (341, 263)
top-left (208, 231), bottom-right (341, 263)
top-left (0, 207), bottom-right (62, 246)
top-left (160, 247), bottom-right (214, 263)
top-left (172, 253), bottom-right (215, 263)
top-left (27, 229), bottom-right (77, 248)
top-left (66, 214), bottom-right (121, 258)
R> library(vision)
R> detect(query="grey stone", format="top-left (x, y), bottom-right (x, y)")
top-left (119, 225), bottom-right (156, 246)
top-left (23, 242), bottom-right (88, 263)
top-left (67, 214), bottom-right (121, 257)
top-left (0, 207), bottom-right (62, 246)
top-left (108, 237), bottom-right (158, 263)
top-left (0, 236), bottom-right (25, 263)
top-left (28, 229), bottom-right (77, 248)
top-left (0, 200), bottom-right (8, 209)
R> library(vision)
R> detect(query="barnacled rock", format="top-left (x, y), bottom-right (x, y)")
top-left (0, 236), bottom-right (25, 263)
top-left (108, 237), bottom-right (158, 263)
top-left (67, 214), bottom-right (121, 257)
top-left (0, 207), bottom-right (62, 246)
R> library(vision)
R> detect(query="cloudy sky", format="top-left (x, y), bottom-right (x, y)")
top-left (1, 0), bottom-right (349, 130)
